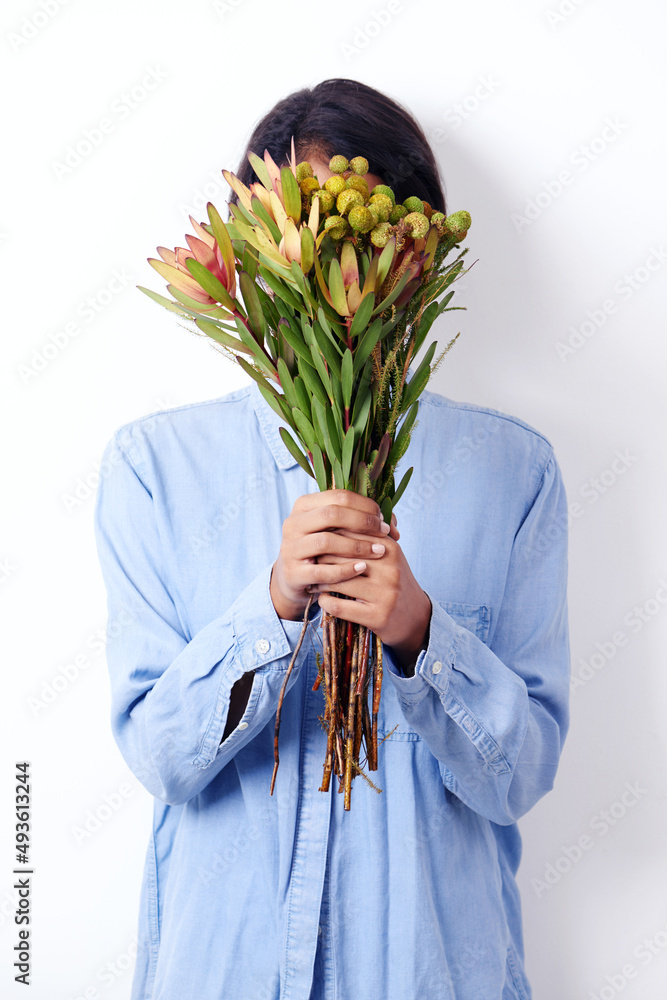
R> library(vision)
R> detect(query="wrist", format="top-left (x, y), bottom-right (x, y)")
top-left (270, 565), bottom-right (308, 621)
top-left (386, 591), bottom-right (432, 676)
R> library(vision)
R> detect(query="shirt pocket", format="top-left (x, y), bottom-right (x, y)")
top-left (377, 600), bottom-right (490, 741)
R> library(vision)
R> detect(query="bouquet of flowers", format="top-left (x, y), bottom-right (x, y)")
top-left (140, 141), bottom-right (471, 809)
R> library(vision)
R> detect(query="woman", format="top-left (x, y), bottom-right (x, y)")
top-left (94, 79), bottom-right (570, 1000)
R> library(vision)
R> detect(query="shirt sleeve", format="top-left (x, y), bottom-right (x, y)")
top-left (382, 450), bottom-right (571, 826)
top-left (93, 432), bottom-right (319, 806)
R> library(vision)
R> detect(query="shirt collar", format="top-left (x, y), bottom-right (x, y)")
top-left (249, 378), bottom-right (300, 471)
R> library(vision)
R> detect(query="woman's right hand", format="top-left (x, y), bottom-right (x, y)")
top-left (270, 489), bottom-right (399, 621)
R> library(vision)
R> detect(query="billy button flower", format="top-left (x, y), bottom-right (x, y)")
top-left (349, 155), bottom-right (369, 175)
top-left (324, 175), bottom-right (347, 197)
top-left (295, 161), bottom-right (314, 183)
top-left (389, 203), bottom-right (408, 224)
top-left (370, 183), bottom-right (396, 205)
top-left (369, 193), bottom-right (393, 223)
top-left (348, 206), bottom-right (375, 234)
top-left (404, 211), bottom-right (430, 239)
top-left (336, 188), bottom-right (365, 216)
top-left (345, 174), bottom-right (369, 200)
top-left (329, 154), bottom-right (349, 174)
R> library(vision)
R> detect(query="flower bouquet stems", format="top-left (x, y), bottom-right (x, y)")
top-left (140, 143), bottom-right (472, 809)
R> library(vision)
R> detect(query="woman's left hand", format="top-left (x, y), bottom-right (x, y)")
top-left (310, 525), bottom-right (432, 669)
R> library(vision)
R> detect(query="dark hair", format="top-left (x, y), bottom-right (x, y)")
top-left (232, 79), bottom-right (446, 212)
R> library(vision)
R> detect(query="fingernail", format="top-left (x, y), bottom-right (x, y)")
top-left (354, 561), bottom-right (367, 572)
top-left (371, 543), bottom-right (385, 555)
top-left (380, 522), bottom-right (391, 534)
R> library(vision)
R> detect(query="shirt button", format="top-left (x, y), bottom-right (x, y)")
top-left (318, 925), bottom-right (322, 936)
top-left (432, 660), bottom-right (443, 674)
top-left (255, 638), bottom-right (270, 655)
top-left (237, 722), bottom-right (248, 731)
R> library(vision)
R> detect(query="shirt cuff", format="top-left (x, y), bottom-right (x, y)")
top-left (383, 590), bottom-right (459, 704)
top-left (230, 562), bottom-right (320, 672)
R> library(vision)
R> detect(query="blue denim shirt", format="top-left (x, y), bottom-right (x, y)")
top-left (93, 377), bottom-right (570, 1000)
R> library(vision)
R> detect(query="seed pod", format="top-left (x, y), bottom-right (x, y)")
top-left (350, 156), bottom-right (369, 175)
top-left (389, 204), bottom-right (408, 224)
top-left (403, 196), bottom-right (424, 214)
top-left (329, 155), bottom-right (349, 174)
top-left (430, 212), bottom-right (445, 225)
top-left (324, 175), bottom-right (346, 196)
top-left (370, 184), bottom-right (396, 206)
top-left (300, 177), bottom-right (320, 196)
top-left (296, 162), bottom-right (314, 183)
top-left (404, 212), bottom-right (430, 238)
top-left (348, 206), bottom-right (375, 233)
top-left (313, 189), bottom-right (335, 213)
top-left (324, 215), bottom-right (349, 239)
top-left (337, 189), bottom-right (365, 216)
top-left (370, 222), bottom-right (394, 247)
top-left (421, 201), bottom-right (433, 220)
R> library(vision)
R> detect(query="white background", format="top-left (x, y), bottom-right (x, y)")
top-left (1, 1), bottom-right (666, 997)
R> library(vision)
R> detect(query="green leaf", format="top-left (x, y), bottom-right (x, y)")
top-left (380, 496), bottom-right (393, 523)
top-left (233, 317), bottom-right (276, 378)
top-left (392, 466), bottom-right (414, 507)
top-left (387, 400), bottom-right (419, 466)
top-left (349, 290), bottom-right (376, 339)
top-left (293, 375), bottom-right (311, 418)
top-left (256, 378), bottom-right (293, 426)
top-left (235, 354), bottom-right (279, 396)
top-left (242, 244), bottom-right (258, 284)
top-left (401, 341), bottom-right (437, 410)
top-left (276, 357), bottom-right (298, 411)
top-left (310, 442), bottom-right (328, 492)
top-left (312, 321), bottom-right (342, 381)
top-left (371, 268), bottom-right (412, 318)
top-left (291, 406), bottom-right (318, 454)
top-left (312, 396), bottom-right (337, 466)
top-left (298, 357), bottom-right (330, 410)
top-left (277, 321), bottom-right (311, 363)
top-left (258, 266), bottom-right (303, 313)
top-left (327, 259), bottom-right (349, 316)
top-left (309, 341), bottom-right (334, 403)
top-left (300, 226), bottom-right (314, 274)
top-left (317, 307), bottom-right (345, 345)
top-left (250, 195), bottom-right (283, 244)
top-left (332, 456), bottom-right (344, 491)
top-left (279, 427), bottom-right (315, 479)
top-left (166, 283), bottom-right (233, 319)
top-left (353, 317), bottom-right (383, 374)
top-left (341, 349), bottom-right (354, 410)
top-left (375, 237), bottom-right (396, 290)
top-left (184, 258), bottom-right (236, 313)
top-left (247, 152), bottom-right (273, 191)
top-left (195, 318), bottom-right (255, 356)
top-left (326, 404), bottom-right (342, 460)
top-left (239, 271), bottom-right (266, 339)
top-left (351, 385), bottom-right (372, 435)
top-left (342, 425), bottom-right (355, 485)
top-left (281, 165), bottom-right (302, 224)
top-left (355, 461), bottom-right (369, 496)
top-left (138, 285), bottom-right (191, 319)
